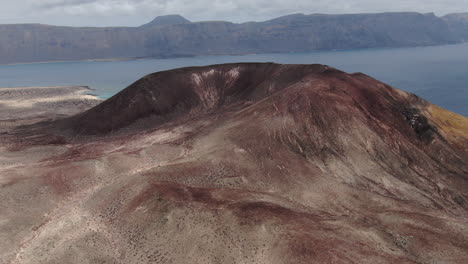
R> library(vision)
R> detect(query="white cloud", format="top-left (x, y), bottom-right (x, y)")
top-left (0, 0), bottom-right (467, 26)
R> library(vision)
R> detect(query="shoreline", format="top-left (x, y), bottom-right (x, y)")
top-left (0, 85), bottom-right (102, 130)
top-left (1, 42), bottom-right (466, 66)
top-left (1, 58), bottom-right (140, 66)
top-left (0, 85), bottom-right (103, 99)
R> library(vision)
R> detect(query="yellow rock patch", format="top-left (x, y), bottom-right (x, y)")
top-left (427, 104), bottom-right (468, 149)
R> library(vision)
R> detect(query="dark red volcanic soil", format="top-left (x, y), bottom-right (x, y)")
top-left (1, 63), bottom-right (467, 264)
top-left (63, 63), bottom-right (336, 134)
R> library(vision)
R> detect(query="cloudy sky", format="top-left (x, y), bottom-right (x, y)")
top-left (0, 0), bottom-right (467, 26)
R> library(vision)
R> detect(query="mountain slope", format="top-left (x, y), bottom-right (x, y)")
top-left (0, 12), bottom-right (467, 64)
top-left (1, 63), bottom-right (467, 263)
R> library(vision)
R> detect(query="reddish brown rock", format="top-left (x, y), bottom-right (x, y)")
top-left (1, 63), bottom-right (467, 263)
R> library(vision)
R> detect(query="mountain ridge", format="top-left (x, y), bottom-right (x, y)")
top-left (1, 11), bottom-right (467, 64)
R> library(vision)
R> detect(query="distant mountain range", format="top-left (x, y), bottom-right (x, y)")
top-left (1, 12), bottom-right (468, 64)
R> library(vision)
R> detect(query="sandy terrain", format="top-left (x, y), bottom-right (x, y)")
top-left (0, 86), bottom-right (101, 133)
top-left (0, 64), bottom-right (467, 264)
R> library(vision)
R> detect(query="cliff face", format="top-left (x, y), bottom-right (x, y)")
top-left (444, 12), bottom-right (468, 40)
top-left (0, 24), bottom-right (147, 63)
top-left (0, 12), bottom-right (467, 64)
top-left (444, 12), bottom-right (468, 24)
top-left (2, 63), bottom-right (467, 263)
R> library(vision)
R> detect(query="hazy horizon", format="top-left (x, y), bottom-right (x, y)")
top-left (1, 0), bottom-right (467, 27)
top-left (2, 11), bottom-right (468, 27)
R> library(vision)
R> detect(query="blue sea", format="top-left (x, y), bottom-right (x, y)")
top-left (0, 43), bottom-right (467, 116)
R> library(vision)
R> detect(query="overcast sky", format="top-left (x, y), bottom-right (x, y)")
top-left (0, 0), bottom-right (467, 27)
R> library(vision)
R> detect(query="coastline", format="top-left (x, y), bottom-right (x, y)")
top-left (2, 58), bottom-right (141, 66)
top-left (0, 85), bottom-right (102, 131)
top-left (2, 42), bottom-right (467, 66)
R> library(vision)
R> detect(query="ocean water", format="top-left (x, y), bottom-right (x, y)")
top-left (0, 43), bottom-right (467, 116)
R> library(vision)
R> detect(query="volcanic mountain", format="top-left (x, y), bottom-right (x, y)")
top-left (140, 15), bottom-right (191, 28)
top-left (1, 63), bottom-right (467, 263)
